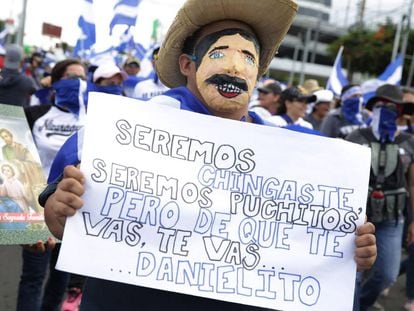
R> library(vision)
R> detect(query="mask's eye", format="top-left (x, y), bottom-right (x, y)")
top-left (245, 54), bottom-right (256, 66)
top-left (209, 50), bottom-right (224, 60)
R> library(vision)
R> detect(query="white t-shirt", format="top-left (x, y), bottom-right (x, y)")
top-left (249, 106), bottom-right (272, 120)
top-left (267, 115), bottom-right (313, 129)
top-left (31, 106), bottom-right (85, 176)
top-left (133, 78), bottom-right (169, 100)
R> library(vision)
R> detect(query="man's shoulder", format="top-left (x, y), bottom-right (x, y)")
top-left (267, 115), bottom-right (286, 127)
top-left (249, 106), bottom-right (271, 119)
top-left (14, 73), bottom-right (36, 92)
top-left (296, 118), bottom-right (313, 129)
top-left (396, 132), bottom-right (414, 149)
top-left (146, 93), bottom-right (181, 109)
top-left (134, 78), bottom-right (155, 89)
top-left (345, 127), bottom-right (371, 143)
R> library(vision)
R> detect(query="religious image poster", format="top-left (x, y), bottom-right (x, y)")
top-left (0, 103), bottom-right (50, 244)
top-left (58, 93), bottom-right (371, 310)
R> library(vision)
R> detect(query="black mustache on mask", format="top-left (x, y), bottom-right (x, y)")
top-left (205, 74), bottom-right (248, 91)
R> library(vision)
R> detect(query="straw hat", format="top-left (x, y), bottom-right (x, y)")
top-left (156, 0), bottom-right (298, 88)
top-left (302, 79), bottom-right (323, 94)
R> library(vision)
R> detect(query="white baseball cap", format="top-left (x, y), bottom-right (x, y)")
top-left (93, 63), bottom-right (127, 83)
top-left (314, 89), bottom-right (334, 104)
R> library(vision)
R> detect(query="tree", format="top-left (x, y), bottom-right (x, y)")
top-left (328, 20), bottom-right (398, 80)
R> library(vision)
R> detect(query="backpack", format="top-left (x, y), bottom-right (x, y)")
top-left (360, 128), bottom-right (410, 223)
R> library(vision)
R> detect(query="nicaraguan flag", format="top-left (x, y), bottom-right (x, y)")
top-left (109, 0), bottom-right (142, 35)
top-left (378, 54), bottom-right (403, 85)
top-left (326, 46), bottom-right (349, 97)
top-left (362, 55), bottom-right (403, 103)
top-left (115, 28), bottom-right (136, 53)
top-left (73, 0), bottom-right (96, 57)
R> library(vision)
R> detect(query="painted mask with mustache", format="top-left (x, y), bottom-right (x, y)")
top-left (194, 31), bottom-right (259, 115)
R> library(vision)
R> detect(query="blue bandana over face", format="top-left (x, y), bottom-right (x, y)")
top-left (88, 83), bottom-right (123, 96)
top-left (342, 97), bottom-right (363, 125)
top-left (371, 106), bottom-right (398, 143)
top-left (52, 79), bottom-right (87, 116)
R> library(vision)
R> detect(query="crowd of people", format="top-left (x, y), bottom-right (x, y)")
top-left (251, 78), bottom-right (414, 310)
top-left (2, 0), bottom-right (414, 309)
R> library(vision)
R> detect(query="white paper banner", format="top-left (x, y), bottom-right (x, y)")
top-left (57, 92), bottom-right (371, 310)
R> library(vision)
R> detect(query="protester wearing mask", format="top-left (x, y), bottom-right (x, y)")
top-left (19, 59), bottom-right (87, 311)
top-left (320, 84), bottom-right (369, 138)
top-left (90, 63), bottom-right (127, 96)
top-left (346, 84), bottom-right (414, 311)
top-left (25, 59), bottom-right (87, 175)
top-left (37, 0), bottom-right (376, 309)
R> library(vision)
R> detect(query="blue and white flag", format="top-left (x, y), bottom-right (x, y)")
top-left (109, 0), bottom-right (142, 35)
top-left (326, 46), bottom-right (349, 97)
top-left (115, 28), bottom-right (137, 53)
top-left (378, 54), bottom-right (403, 85)
top-left (362, 54), bottom-right (403, 103)
top-left (73, 0), bottom-right (96, 58)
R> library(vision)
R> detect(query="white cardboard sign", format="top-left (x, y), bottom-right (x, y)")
top-left (57, 92), bottom-right (371, 310)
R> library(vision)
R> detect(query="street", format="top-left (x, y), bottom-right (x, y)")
top-left (1, 245), bottom-right (22, 311)
top-left (0, 245), bottom-right (410, 310)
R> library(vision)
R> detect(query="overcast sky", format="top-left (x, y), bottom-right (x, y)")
top-left (331, 0), bottom-right (410, 27)
top-left (0, 0), bottom-right (411, 48)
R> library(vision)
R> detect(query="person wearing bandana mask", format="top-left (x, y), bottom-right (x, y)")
top-left (90, 63), bottom-right (127, 96)
top-left (39, 0), bottom-right (376, 310)
top-left (18, 59), bottom-right (87, 311)
top-left (346, 84), bottom-right (414, 311)
top-left (321, 84), bottom-right (370, 138)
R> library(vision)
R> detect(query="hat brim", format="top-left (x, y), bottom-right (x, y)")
top-left (93, 71), bottom-right (128, 83)
top-left (126, 61), bottom-right (140, 67)
top-left (298, 94), bottom-right (317, 103)
top-left (156, 0), bottom-right (298, 88)
top-left (365, 95), bottom-right (404, 111)
top-left (303, 95), bottom-right (318, 104)
top-left (257, 86), bottom-right (270, 93)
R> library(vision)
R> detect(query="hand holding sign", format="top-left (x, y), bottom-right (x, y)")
top-left (45, 92), bottom-right (377, 311)
top-left (354, 222), bottom-right (376, 271)
top-left (44, 165), bottom-right (85, 239)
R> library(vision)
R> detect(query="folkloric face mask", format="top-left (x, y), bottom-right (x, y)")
top-left (194, 31), bottom-right (259, 115)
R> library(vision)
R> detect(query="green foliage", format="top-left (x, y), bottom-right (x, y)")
top-left (328, 20), bottom-right (400, 79)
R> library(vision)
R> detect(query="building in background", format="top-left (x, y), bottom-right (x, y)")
top-left (269, 0), bottom-right (346, 86)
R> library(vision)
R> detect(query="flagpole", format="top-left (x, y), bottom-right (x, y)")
top-left (392, 15), bottom-right (404, 62)
top-left (400, 0), bottom-right (414, 76)
top-left (407, 53), bottom-right (414, 86)
top-left (16, 0), bottom-right (28, 45)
